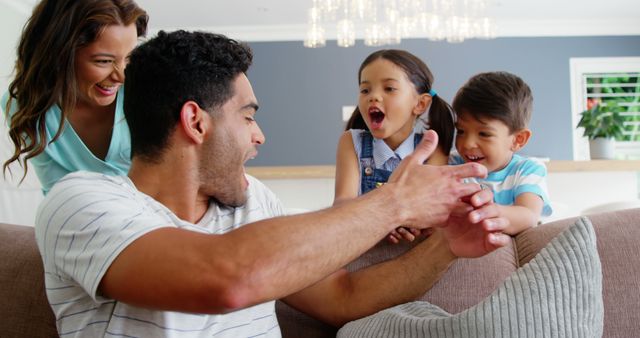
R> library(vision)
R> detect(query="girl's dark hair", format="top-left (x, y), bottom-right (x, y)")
top-left (3, 0), bottom-right (148, 180)
top-left (345, 49), bottom-right (455, 154)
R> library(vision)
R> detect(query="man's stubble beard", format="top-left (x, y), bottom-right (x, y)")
top-left (199, 129), bottom-right (248, 208)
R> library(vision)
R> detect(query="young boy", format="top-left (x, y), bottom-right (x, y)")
top-left (450, 71), bottom-right (552, 235)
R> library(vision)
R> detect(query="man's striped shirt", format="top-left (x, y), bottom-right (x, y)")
top-left (35, 171), bottom-right (286, 337)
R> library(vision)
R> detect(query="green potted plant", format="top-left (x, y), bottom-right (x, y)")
top-left (576, 103), bottom-right (625, 159)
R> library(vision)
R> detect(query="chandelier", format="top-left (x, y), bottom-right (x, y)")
top-left (304, 0), bottom-right (497, 48)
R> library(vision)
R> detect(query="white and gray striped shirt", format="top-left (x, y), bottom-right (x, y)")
top-left (35, 171), bottom-right (286, 337)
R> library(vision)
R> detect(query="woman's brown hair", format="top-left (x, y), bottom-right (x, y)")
top-left (3, 0), bottom-right (148, 180)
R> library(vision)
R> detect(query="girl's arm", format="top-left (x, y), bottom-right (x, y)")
top-left (498, 192), bottom-right (544, 235)
top-left (334, 131), bottom-right (360, 206)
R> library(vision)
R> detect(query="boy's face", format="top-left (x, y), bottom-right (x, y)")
top-left (455, 111), bottom-right (524, 173)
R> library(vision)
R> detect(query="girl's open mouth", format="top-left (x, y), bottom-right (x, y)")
top-left (369, 108), bottom-right (385, 129)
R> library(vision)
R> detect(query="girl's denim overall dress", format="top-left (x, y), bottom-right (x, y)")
top-left (359, 131), bottom-right (423, 194)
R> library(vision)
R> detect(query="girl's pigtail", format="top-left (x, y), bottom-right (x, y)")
top-left (345, 107), bottom-right (369, 131)
top-left (424, 96), bottom-right (455, 155)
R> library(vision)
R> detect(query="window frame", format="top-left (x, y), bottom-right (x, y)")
top-left (569, 57), bottom-right (640, 160)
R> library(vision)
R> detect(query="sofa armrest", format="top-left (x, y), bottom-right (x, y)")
top-left (516, 216), bottom-right (579, 266)
top-left (0, 223), bottom-right (58, 337)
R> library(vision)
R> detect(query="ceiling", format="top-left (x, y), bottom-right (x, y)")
top-left (136, 0), bottom-right (640, 41)
top-left (4, 0), bottom-right (640, 42)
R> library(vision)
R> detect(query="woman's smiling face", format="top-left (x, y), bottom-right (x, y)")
top-left (74, 23), bottom-right (138, 110)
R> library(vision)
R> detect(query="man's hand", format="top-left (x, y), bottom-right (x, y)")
top-left (386, 130), bottom-right (488, 229)
top-left (441, 188), bottom-right (511, 258)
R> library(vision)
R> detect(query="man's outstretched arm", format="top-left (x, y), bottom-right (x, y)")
top-left (282, 189), bottom-right (510, 327)
top-left (98, 131), bottom-right (490, 314)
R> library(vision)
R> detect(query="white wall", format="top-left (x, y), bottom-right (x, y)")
top-left (261, 178), bottom-right (335, 213)
top-left (0, 3), bottom-right (43, 226)
top-left (545, 171), bottom-right (639, 221)
top-left (3, 168), bottom-right (638, 225)
top-left (262, 172), bottom-right (640, 222)
top-left (0, 2), bottom-right (29, 90)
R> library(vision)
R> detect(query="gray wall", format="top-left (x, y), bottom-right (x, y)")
top-left (246, 35), bottom-right (640, 166)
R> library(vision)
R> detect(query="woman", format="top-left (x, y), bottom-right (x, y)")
top-left (2, 0), bottom-right (148, 194)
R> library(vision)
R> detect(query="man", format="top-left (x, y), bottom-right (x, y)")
top-left (35, 30), bottom-right (509, 337)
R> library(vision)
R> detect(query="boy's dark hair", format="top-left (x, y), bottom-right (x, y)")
top-left (124, 30), bottom-right (253, 162)
top-left (345, 49), bottom-right (455, 155)
top-left (453, 71), bottom-right (533, 132)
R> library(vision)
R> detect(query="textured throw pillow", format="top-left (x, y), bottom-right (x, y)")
top-left (277, 236), bottom-right (517, 338)
top-left (338, 217), bottom-right (604, 338)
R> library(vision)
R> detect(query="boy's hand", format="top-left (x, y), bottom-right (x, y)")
top-left (442, 188), bottom-right (510, 258)
top-left (386, 227), bottom-right (424, 244)
top-left (386, 130), bottom-right (488, 230)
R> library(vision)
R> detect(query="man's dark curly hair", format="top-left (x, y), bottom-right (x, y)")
top-left (124, 30), bottom-right (253, 162)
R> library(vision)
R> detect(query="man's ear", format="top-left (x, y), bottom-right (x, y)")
top-left (511, 128), bottom-right (532, 151)
top-left (413, 93), bottom-right (432, 116)
top-left (180, 101), bottom-right (206, 145)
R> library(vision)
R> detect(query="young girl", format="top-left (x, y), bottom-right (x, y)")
top-left (334, 49), bottom-right (455, 243)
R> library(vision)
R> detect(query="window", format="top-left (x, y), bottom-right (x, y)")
top-left (570, 57), bottom-right (640, 160)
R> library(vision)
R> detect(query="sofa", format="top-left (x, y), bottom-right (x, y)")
top-left (1, 208), bottom-right (639, 338)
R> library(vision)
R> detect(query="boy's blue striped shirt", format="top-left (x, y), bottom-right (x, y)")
top-left (450, 153), bottom-right (553, 216)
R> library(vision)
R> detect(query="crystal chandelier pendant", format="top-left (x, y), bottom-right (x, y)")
top-left (364, 23), bottom-right (389, 47)
top-left (336, 19), bottom-right (356, 47)
top-left (445, 15), bottom-right (464, 43)
top-left (303, 7), bottom-right (326, 48)
top-left (477, 17), bottom-right (497, 39)
top-left (304, 25), bottom-right (326, 48)
top-left (418, 13), bottom-right (444, 41)
top-left (303, 0), bottom-right (497, 47)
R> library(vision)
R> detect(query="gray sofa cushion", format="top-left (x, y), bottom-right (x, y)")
top-left (0, 223), bottom-right (58, 337)
top-left (338, 217), bottom-right (604, 337)
top-left (517, 208), bottom-right (640, 338)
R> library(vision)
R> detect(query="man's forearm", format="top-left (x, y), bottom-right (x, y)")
top-left (223, 184), bottom-right (407, 302)
top-left (286, 231), bottom-right (456, 327)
